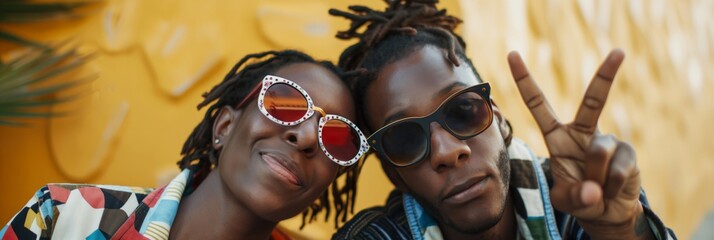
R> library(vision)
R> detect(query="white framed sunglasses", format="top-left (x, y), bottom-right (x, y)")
top-left (235, 75), bottom-right (368, 166)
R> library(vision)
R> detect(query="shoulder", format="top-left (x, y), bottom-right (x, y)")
top-left (46, 183), bottom-right (154, 194)
top-left (41, 184), bottom-right (153, 233)
top-left (2, 183), bottom-right (154, 239)
top-left (333, 190), bottom-right (413, 240)
top-left (43, 183), bottom-right (154, 207)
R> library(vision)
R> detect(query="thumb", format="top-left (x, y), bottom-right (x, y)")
top-left (551, 180), bottom-right (603, 217)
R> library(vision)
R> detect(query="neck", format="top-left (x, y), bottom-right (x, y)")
top-left (170, 170), bottom-right (276, 240)
top-left (441, 194), bottom-right (517, 240)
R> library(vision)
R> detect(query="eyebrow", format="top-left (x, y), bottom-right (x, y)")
top-left (435, 82), bottom-right (468, 98)
top-left (382, 82), bottom-right (469, 125)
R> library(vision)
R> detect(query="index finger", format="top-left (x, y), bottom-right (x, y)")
top-left (573, 49), bottom-right (625, 133)
top-left (507, 51), bottom-right (560, 135)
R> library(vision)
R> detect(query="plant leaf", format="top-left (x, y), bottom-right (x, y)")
top-left (0, 77), bottom-right (90, 101)
top-left (0, 1), bottom-right (98, 22)
top-left (0, 48), bottom-right (92, 125)
top-left (0, 48), bottom-right (77, 84)
top-left (0, 30), bottom-right (47, 48)
top-left (0, 0), bottom-right (102, 126)
top-left (0, 119), bottom-right (25, 126)
top-left (0, 51), bottom-right (92, 93)
top-left (0, 93), bottom-right (83, 107)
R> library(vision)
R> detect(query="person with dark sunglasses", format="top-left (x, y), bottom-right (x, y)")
top-left (329, 1), bottom-right (676, 239)
top-left (0, 50), bottom-right (367, 240)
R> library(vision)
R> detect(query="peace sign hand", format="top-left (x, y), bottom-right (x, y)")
top-left (508, 49), bottom-right (653, 239)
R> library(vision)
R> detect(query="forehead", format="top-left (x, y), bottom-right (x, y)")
top-left (365, 46), bottom-right (480, 128)
top-left (273, 62), bottom-right (355, 118)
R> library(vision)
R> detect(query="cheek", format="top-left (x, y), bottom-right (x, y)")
top-left (309, 157), bottom-right (340, 192)
top-left (396, 166), bottom-right (444, 200)
top-left (244, 115), bottom-right (281, 140)
top-left (465, 127), bottom-right (510, 194)
top-left (219, 130), bottom-right (253, 172)
top-left (468, 123), bottom-right (505, 165)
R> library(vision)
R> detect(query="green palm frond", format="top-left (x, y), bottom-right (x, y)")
top-left (0, 0), bottom-right (100, 48)
top-left (0, 47), bottom-right (93, 126)
top-left (0, 0), bottom-right (101, 126)
top-left (0, 0), bottom-right (97, 23)
top-left (0, 31), bottom-right (47, 49)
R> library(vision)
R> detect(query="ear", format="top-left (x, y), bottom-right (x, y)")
top-left (212, 106), bottom-right (243, 150)
top-left (491, 100), bottom-right (513, 146)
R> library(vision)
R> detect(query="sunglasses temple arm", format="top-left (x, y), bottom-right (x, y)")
top-left (234, 82), bottom-right (263, 109)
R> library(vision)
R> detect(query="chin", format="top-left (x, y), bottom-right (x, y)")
top-left (453, 147), bottom-right (512, 233)
top-left (244, 190), bottom-right (304, 222)
top-left (447, 198), bottom-right (507, 233)
top-left (263, 208), bottom-right (301, 222)
top-left (254, 200), bottom-right (306, 222)
top-left (428, 147), bottom-right (512, 234)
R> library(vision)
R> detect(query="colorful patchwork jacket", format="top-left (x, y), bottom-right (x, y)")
top-left (332, 138), bottom-right (677, 240)
top-left (0, 169), bottom-right (291, 240)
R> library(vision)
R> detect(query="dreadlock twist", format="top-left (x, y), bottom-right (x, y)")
top-left (330, 0), bottom-right (465, 72)
top-left (330, 0), bottom-right (482, 134)
top-left (177, 49), bottom-right (360, 228)
top-left (331, 0), bottom-right (514, 145)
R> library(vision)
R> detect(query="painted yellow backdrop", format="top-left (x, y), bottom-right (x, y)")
top-left (1, 0), bottom-right (712, 239)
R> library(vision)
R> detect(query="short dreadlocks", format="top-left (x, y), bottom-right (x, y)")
top-left (330, 0), bottom-right (484, 134)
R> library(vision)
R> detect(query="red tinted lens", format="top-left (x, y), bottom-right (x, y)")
top-left (322, 119), bottom-right (360, 161)
top-left (263, 83), bottom-right (308, 122)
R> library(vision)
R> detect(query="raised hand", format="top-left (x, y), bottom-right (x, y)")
top-left (507, 49), bottom-right (652, 239)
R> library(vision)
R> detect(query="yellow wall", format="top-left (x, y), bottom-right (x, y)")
top-left (1, 0), bottom-right (712, 239)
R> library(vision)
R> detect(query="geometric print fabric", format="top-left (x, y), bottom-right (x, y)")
top-left (2, 169), bottom-right (293, 240)
top-left (1, 176), bottom-right (162, 240)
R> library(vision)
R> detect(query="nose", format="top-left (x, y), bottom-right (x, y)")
top-left (284, 116), bottom-right (320, 158)
top-left (428, 122), bottom-right (471, 172)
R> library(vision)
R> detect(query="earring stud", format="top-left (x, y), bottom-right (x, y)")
top-left (214, 139), bottom-right (220, 144)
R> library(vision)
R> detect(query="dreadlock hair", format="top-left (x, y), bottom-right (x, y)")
top-left (330, 0), bottom-right (485, 133)
top-left (177, 49), bottom-right (361, 229)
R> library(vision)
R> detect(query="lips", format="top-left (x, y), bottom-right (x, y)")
top-left (442, 175), bottom-right (489, 205)
top-left (260, 152), bottom-right (304, 187)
